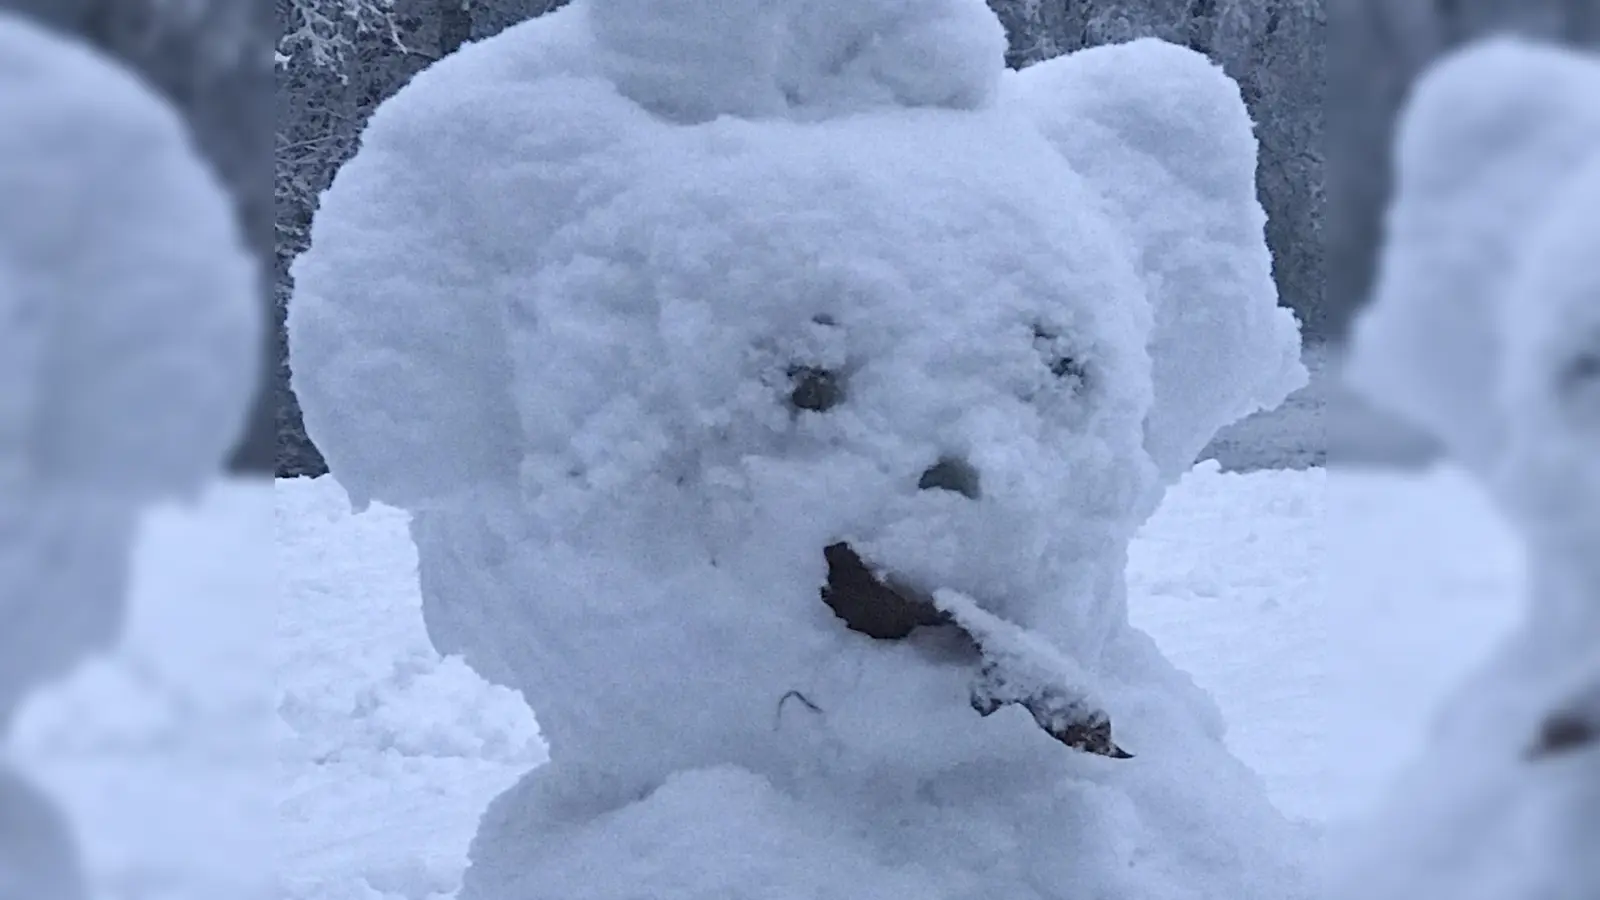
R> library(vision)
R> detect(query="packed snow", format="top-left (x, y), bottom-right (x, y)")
top-left (3, 459), bottom-right (1523, 899)
top-left (288, 0), bottom-right (1314, 896)
top-left (1, 12), bottom-right (260, 900)
top-left (228, 462), bottom-right (1514, 898)
top-left (9, 483), bottom-right (273, 900)
top-left (1330, 38), bottom-right (1600, 900)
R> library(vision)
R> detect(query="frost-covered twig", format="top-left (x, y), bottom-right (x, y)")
top-left (819, 542), bottom-right (1130, 758)
top-left (933, 588), bottom-right (1133, 759)
top-left (276, 0), bottom-right (404, 72)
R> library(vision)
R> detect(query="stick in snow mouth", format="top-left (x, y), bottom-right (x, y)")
top-left (820, 541), bottom-right (1133, 759)
top-left (820, 541), bottom-right (950, 639)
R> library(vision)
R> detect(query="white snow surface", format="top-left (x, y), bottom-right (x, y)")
top-left (289, 2), bottom-right (1306, 897)
top-left (8, 465), bottom-right (1511, 898)
top-left (1334, 38), bottom-right (1600, 900)
top-left (9, 483), bottom-right (274, 900)
top-left (262, 464), bottom-right (1520, 899)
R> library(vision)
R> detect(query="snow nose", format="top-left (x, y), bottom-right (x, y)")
top-left (918, 457), bottom-right (980, 499)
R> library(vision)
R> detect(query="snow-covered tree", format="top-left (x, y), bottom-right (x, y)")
top-left (289, 0), bottom-right (1310, 895)
top-left (1334, 36), bottom-right (1600, 899)
top-left (276, 0), bottom-right (400, 69)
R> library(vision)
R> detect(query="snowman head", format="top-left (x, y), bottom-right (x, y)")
top-left (513, 110), bottom-right (1158, 659)
top-left (293, 3), bottom-right (1301, 793)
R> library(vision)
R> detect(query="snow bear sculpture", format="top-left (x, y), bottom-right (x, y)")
top-left (1335, 38), bottom-right (1600, 900)
top-left (1, 12), bottom-right (259, 898)
top-left (290, 0), bottom-right (1308, 896)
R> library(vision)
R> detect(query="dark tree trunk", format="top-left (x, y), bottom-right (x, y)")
top-left (440, 0), bottom-right (473, 56)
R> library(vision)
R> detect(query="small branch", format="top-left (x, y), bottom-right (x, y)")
top-left (774, 690), bottom-right (824, 730)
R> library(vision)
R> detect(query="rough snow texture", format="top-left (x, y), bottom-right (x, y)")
top-left (588, 0), bottom-right (1008, 121)
top-left (271, 477), bottom-right (542, 900)
top-left (289, 1), bottom-right (1307, 897)
top-left (270, 459), bottom-right (1528, 898)
top-left (0, 12), bottom-right (260, 727)
top-left (1333, 38), bottom-right (1600, 900)
top-left (1004, 40), bottom-right (1306, 491)
top-left (10, 484), bottom-right (275, 900)
top-left (0, 13), bottom-right (260, 899)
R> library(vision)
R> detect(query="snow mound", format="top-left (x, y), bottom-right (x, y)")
top-left (273, 477), bottom-right (542, 900)
top-left (1334, 38), bottom-right (1600, 900)
top-left (10, 483), bottom-right (274, 900)
top-left (290, 2), bottom-right (1308, 897)
top-left (1, 13), bottom-right (259, 899)
top-left (0, 12), bottom-right (259, 727)
top-left (273, 477), bottom-right (542, 768)
top-left (1344, 38), bottom-right (1600, 480)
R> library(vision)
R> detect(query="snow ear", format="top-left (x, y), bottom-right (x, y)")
top-left (1005, 39), bottom-right (1303, 484)
top-left (1344, 39), bottom-right (1600, 477)
top-left (288, 8), bottom-right (647, 511)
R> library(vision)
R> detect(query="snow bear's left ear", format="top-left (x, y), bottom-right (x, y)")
top-left (1345, 39), bottom-right (1600, 478)
top-left (1003, 40), bottom-right (1304, 485)
top-left (290, 6), bottom-right (659, 512)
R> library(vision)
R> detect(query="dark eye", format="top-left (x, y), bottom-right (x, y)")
top-left (1032, 325), bottom-right (1086, 383)
top-left (788, 365), bottom-right (841, 412)
top-left (1559, 351), bottom-right (1600, 396)
top-left (1047, 354), bottom-right (1085, 381)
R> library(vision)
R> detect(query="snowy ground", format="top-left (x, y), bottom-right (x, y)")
top-left (1202, 341), bottom-right (1443, 473)
top-left (5, 462), bottom-right (1521, 898)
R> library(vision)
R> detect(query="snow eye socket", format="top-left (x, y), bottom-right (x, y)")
top-left (1047, 354), bottom-right (1086, 382)
top-left (1559, 351), bottom-right (1600, 396)
top-left (788, 365), bottom-right (842, 412)
top-left (1032, 325), bottom-right (1086, 385)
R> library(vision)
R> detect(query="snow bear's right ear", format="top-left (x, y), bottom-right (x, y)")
top-left (289, 6), bottom-right (655, 512)
top-left (1002, 39), bottom-right (1304, 488)
top-left (1344, 39), bottom-right (1600, 478)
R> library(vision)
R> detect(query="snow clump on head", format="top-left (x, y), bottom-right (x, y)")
top-left (587, 0), bottom-right (1007, 121)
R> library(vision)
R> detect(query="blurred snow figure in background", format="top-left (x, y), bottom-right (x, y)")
top-left (289, 0), bottom-right (1311, 896)
top-left (1335, 37), bottom-right (1600, 900)
top-left (0, 12), bottom-right (260, 900)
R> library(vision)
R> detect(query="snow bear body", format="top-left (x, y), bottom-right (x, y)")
top-left (290, 1), bottom-right (1308, 896)
top-left (1334, 38), bottom-right (1600, 900)
top-left (1, 11), bottom-right (259, 897)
